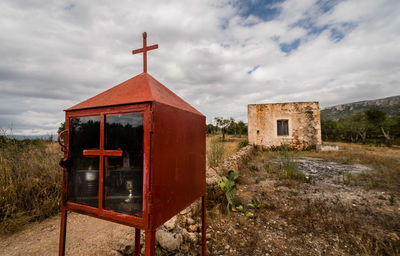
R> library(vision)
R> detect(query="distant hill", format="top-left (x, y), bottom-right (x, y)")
top-left (321, 95), bottom-right (400, 120)
top-left (5, 134), bottom-right (56, 141)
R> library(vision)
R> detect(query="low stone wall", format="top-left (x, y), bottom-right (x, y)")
top-left (109, 145), bottom-right (254, 255)
top-left (211, 145), bottom-right (254, 177)
top-left (317, 144), bottom-right (339, 151)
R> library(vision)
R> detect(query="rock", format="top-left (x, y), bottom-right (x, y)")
top-left (180, 200), bottom-right (201, 218)
top-left (107, 250), bottom-right (123, 256)
top-left (220, 145), bottom-right (253, 175)
top-left (181, 244), bottom-right (190, 252)
top-left (317, 144), bottom-right (339, 151)
top-left (182, 228), bottom-right (198, 244)
top-left (112, 239), bottom-right (134, 255)
top-left (206, 168), bottom-right (221, 185)
top-left (186, 217), bottom-right (195, 225)
top-left (188, 225), bottom-right (197, 232)
top-left (163, 216), bottom-right (177, 231)
top-left (156, 229), bottom-right (182, 251)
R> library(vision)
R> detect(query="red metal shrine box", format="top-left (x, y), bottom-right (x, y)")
top-left (58, 33), bottom-right (206, 256)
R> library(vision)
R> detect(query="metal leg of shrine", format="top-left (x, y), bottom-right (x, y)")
top-left (201, 195), bottom-right (207, 256)
top-left (59, 207), bottom-right (68, 256)
top-left (144, 229), bottom-right (156, 256)
top-left (134, 228), bottom-right (141, 256)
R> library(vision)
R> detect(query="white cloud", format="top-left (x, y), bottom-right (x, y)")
top-left (0, 0), bottom-right (399, 134)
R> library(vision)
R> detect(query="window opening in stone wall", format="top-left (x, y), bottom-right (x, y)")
top-left (277, 119), bottom-right (289, 136)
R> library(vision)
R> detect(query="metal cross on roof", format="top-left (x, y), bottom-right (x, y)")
top-left (132, 32), bottom-right (158, 73)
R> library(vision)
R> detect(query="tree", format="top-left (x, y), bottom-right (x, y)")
top-left (393, 114), bottom-right (400, 139)
top-left (321, 119), bottom-right (337, 141)
top-left (206, 123), bottom-right (218, 134)
top-left (58, 122), bottom-right (65, 141)
top-left (214, 117), bottom-right (234, 141)
top-left (226, 121), bottom-right (238, 136)
top-left (337, 116), bottom-right (358, 142)
top-left (236, 121), bottom-right (247, 137)
top-left (352, 113), bottom-right (369, 143)
top-left (366, 108), bottom-right (392, 145)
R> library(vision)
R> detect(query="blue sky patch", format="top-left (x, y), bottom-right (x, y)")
top-left (330, 22), bottom-right (357, 42)
top-left (279, 39), bottom-right (300, 53)
top-left (289, 0), bottom-right (355, 44)
top-left (248, 65), bottom-right (260, 74)
top-left (316, 0), bottom-right (341, 14)
top-left (291, 17), bottom-right (329, 36)
top-left (233, 0), bottom-right (284, 24)
top-left (64, 3), bottom-right (75, 11)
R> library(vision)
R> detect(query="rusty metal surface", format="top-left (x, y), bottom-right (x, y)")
top-left (150, 101), bottom-right (206, 229)
top-left (67, 73), bottom-right (202, 116)
top-left (132, 32), bottom-right (158, 73)
top-left (60, 33), bottom-right (206, 255)
top-left (63, 103), bottom-right (151, 229)
top-left (62, 80), bottom-right (206, 228)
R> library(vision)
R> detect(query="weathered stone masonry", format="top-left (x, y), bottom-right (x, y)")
top-left (248, 102), bottom-right (322, 149)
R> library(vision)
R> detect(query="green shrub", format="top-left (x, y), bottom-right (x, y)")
top-left (217, 170), bottom-right (242, 219)
top-left (248, 195), bottom-right (260, 209)
top-left (238, 140), bottom-right (249, 148)
top-left (342, 171), bottom-right (359, 186)
top-left (277, 148), bottom-right (306, 181)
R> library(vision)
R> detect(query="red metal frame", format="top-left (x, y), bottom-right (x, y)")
top-left (132, 32), bottom-right (158, 73)
top-left (62, 103), bottom-right (151, 229)
top-left (59, 105), bottom-right (206, 255)
top-left (59, 33), bottom-right (206, 256)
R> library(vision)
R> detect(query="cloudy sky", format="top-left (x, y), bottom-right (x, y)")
top-left (1, 0), bottom-right (399, 135)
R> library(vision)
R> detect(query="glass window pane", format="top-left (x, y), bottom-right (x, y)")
top-left (104, 113), bottom-right (144, 217)
top-left (68, 116), bottom-right (100, 208)
top-left (277, 119), bottom-right (289, 136)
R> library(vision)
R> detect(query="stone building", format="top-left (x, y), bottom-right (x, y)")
top-left (248, 102), bottom-right (322, 149)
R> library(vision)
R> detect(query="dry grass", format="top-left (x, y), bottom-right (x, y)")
top-left (207, 144), bottom-right (400, 255)
top-left (0, 133), bottom-right (245, 235)
top-left (206, 134), bottom-right (248, 168)
top-left (0, 138), bottom-right (62, 235)
top-left (300, 142), bottom-right (400, 192)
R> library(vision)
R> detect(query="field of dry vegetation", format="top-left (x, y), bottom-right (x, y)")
top-left (0, 137), bottom-right (62, 235)
top-left (207, 142), bottom-right (400, 255)
top-left (206, 135), bottom-right (248, 168)
top-left (1, 133), bottom-right (400, 256)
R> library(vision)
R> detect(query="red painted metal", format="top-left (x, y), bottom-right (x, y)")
top-left (57, 130), bottom-right (68, 153)
top-left (59, 208), bottom-right (67, 256)
top-left (66, 73), bottom-right (201, 115)
top-left (144, 230), bottom-right (156, 256)
top-left (134, 228), bottom-right (141, 256)
top-left (132, 32), bottom-right (158, 73)
top-left (150, 101), bottom-right (206, 229)
top-left (58, 33), bottom-right (206, 256)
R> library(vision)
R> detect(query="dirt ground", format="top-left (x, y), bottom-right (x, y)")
top-left (206, 148), bottom-right (400, 256)
top-left (1, 143), bottom-right (400, 256)
top-left (0, 212), bottom-right (135, 256)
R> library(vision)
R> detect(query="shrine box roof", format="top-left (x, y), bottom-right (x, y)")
top-left (67, 72), bottom-right (203, 117)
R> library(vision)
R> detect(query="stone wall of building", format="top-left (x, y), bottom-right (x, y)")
top-left (248, 102), bottom-right (322, 149)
